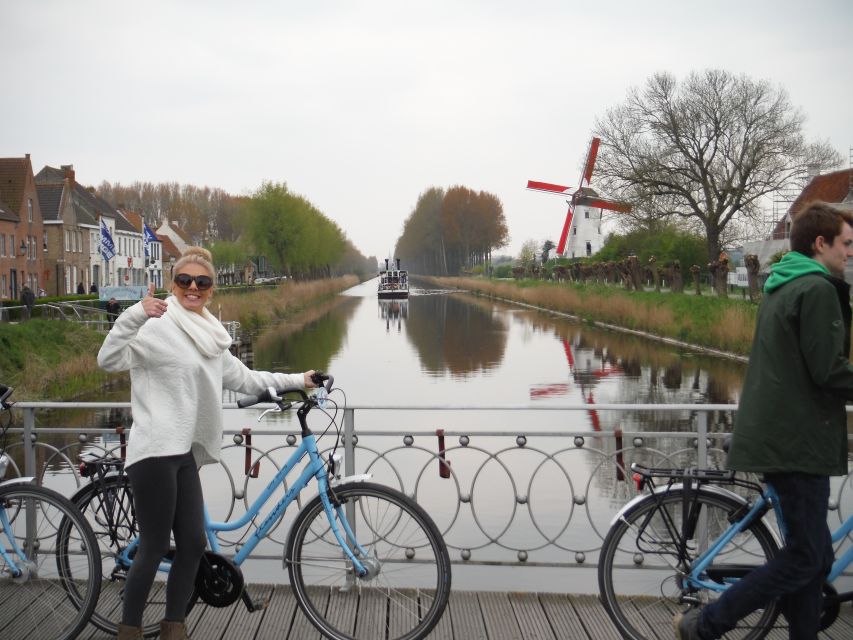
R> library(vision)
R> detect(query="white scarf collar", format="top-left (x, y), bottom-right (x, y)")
top-left (165, 295), bottom-right (233, 358)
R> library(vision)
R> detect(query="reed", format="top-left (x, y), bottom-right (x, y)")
top-left (430, 277), bottom-right (756, 356)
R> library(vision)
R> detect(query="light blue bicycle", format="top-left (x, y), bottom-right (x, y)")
top-left (598, 463), bottom-right (853, 639)
top-left (70, 374), bottom-right (451, 640)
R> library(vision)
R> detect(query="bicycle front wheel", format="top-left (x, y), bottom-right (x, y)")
top-left (598, 487), bottom-right (780, 640)
top-left (0, 483), bottom-right (101, 640)
top-left (286, 482), bottom-right (451, 640)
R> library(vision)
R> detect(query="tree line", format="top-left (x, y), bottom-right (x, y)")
top-left (96, 180), bottom-right (375, 279)
top-left (394, 186), bottom-right (509, 275)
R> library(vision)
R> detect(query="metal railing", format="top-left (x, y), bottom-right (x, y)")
top-left (3, 402), bottom-right (852, 588)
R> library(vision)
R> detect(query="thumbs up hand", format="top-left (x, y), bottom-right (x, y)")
top-left (141, 283), bottom-right (167, 318)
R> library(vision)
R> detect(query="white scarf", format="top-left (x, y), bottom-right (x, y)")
top-left (165, 295), bottom-right (233, 358)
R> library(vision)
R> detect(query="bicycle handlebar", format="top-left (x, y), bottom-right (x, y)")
top-left (236, 372), bottom-right (333, 409)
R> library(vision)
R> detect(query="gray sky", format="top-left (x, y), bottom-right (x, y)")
top-left (4, 1), bottom-right (851, 260)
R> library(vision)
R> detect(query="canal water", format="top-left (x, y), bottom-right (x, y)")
top-left (23, 278), bottom-right (764, 592)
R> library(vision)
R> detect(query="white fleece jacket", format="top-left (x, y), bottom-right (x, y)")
top-left (97, 299), bottom-right (305, 468)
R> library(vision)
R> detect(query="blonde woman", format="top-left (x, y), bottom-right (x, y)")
top-left (98, 247), bottom-right (316, 640)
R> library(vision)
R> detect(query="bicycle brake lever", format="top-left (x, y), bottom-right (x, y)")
top-left (257, 407), bottom-right (281, 421)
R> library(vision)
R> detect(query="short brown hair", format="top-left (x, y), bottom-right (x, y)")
top-left (790, 201), bottom-right (853, 256)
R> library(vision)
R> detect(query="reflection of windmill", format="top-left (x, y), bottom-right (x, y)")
top-left (527, 136), bottom-right (632, 258)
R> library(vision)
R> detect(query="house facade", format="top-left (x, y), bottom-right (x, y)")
top-left (0, 155), bottom-right (45, 299)
top-left (743, 168), bottom-right (853, 274)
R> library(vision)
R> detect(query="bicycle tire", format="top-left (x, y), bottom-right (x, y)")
top-left (68, 476), bottom-right (196, 638)
top-left (286, 481), bottom-right (451, 640)
top-left (0, 482), bottom-right (101, 640)
top-left (598, 487), bottom-right (781, 640)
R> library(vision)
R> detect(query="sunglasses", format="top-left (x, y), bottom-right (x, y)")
top-left (173, 273), bottom-right (213, 291)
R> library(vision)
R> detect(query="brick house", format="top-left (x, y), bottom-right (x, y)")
top-left (0, 155), bottom-right (45, 300)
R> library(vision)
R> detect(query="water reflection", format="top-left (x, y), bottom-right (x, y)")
top-left (405, 293), bottom-right (508, 377)
top-left (378, 299), bottom-right (408, 333)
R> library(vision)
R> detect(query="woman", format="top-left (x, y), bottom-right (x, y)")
top-left (98, 247), bottom-right (315, 640)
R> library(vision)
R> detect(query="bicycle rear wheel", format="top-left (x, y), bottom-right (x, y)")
top-left (286, 481), bottom-right (451, 640)
top-left (69, 476), bottom-right (195, 638)
top-left (0, 482), bottom-right (101, 640)
top-left (598, 487), bottom-right (780, 640)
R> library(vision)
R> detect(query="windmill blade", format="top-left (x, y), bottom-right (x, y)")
top-left (580, 137), bottom-right (601, 187)
top-left (582, 197), bottom-right (632, 213)
top-left (526, 180), bottom-right (573, 195)
top-left (556, 204), bottom-right (575, 255)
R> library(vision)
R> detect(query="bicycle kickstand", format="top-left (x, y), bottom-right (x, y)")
top-left (241, 587), bottom-right (269, 613)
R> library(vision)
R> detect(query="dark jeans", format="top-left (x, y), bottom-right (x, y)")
top-left (122, 452), bottom-right (207, 626)
top-left (698, 472), bottom-right (834, 640)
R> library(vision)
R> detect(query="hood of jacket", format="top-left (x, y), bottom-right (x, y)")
top-left (763, 251), bottom-right (829, 293)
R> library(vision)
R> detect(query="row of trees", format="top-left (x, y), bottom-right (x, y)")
top-left (395, 186), bottom-right (509, 275)
top-left (97, 180), bottom-right (375, 279)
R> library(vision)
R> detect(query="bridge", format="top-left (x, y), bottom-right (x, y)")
top-left (4, 402), bottom-right (853, 639)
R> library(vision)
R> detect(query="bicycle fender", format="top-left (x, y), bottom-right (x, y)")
top-left (331, 473), bottom-right (372, 486)
top-left (609, 482), bottom-right (750, 527)
top-left (0, 476), bottom-right (36, 489)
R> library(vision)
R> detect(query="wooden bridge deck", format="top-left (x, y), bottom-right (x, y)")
top-left (68, 584), bottom-right (853, 640)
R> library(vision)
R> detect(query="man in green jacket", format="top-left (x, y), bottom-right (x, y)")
top-left (676, 201), bottom-right (853, 640)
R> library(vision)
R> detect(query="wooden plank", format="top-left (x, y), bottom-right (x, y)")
top-left (222, 584), bottom-right (274, 640)
top-left (507, 592), bottom-right (556, 640)
top-left (355, 588), bottom-right (387, 639)
top-left (425, 588), bottom-right (454, 640)
top-left (446, 590), bottom-right (487, 640)
top-left (478, 591), bottom-right (522, 640)
top-left (287, 585), bottom-right (329, 640)
top-left (190, 598), bottom-right (237, 640)
top-left (255, 585), bottom-right (299, 640)
top-left (540, 592), bottom-right (600, 640)
top-left (571, 594), bottom-right (624, 640)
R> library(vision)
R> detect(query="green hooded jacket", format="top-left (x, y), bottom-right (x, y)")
top-left (727, 252), bottom-right (853, 476)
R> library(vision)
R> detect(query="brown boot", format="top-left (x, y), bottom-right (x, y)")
top-left (116, 623), bottom-right (143, 640)
top-left (159, 619), bottom-right (190, 640)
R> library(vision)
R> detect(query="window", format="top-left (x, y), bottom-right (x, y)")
top-left (27, 198), bottom-right (33, 222)
top-left (65, 230), bottom-right (71, 252)
top-left (43, 232), bottom-right (48, 251)
top-left (0, 234), bottom-right (5, 257)
top-left (586, 242), bottom-right (592, 256)
top-left (584, 210), bottom-right (589, 219)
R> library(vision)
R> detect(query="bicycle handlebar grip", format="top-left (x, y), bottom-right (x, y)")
top-left (237, 395), bottom-right (260, 408)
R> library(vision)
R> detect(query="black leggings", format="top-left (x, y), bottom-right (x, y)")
top-left (123, 452), bottom-right (207, 626)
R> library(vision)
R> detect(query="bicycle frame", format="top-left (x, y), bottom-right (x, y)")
top-left (680, 479), bottom-right (853, 592)
top-left (114, 407), bottom-right (371, 577)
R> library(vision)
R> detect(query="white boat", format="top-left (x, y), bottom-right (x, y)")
top-left (378, 258), bottom-right (409, 299)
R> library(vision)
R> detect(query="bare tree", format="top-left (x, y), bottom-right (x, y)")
top-left (594, 69), bottom-right (841, 259)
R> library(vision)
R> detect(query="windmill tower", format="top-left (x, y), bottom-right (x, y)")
top-left (527, 137), bottom-right (631, 258)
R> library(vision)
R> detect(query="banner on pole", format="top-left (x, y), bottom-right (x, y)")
top-left (100, 218), bottom-right (116, 261)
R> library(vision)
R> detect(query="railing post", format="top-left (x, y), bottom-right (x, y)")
top-left (697, 409), bottom-right (708, 468)
top-left (23, 407), bottom-right (36, 482)
top-left (343, 408), bottom-right (355, 478)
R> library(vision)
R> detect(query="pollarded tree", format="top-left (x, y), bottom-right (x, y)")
top-left (594, 69), bottom-right (842, 258)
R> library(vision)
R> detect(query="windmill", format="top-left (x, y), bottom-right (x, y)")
top-left (527, 136), bottom-right (632, 258)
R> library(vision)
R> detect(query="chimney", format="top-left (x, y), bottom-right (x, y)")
top-left (385, 258), bottom-right (389, 271)
top-left (61, 164), bottom-right (75, 182)
top-left (396, 258), bottom-right (401, 270)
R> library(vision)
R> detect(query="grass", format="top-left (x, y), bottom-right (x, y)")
top-left (1, 276), bottom-right (361, 400)
top-left (429, 277), bottom-right (758, 356)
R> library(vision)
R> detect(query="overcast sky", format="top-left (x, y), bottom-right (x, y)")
top-left (3, 1), bottom-right (851, 261)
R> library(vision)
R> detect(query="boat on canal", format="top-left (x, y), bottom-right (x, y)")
top-left (378, 258), bottom-right (409, 299)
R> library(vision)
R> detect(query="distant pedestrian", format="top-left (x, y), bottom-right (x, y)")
top-left (77, 282), bottom-right (85, 294)
top-left (106, 297), bottom-right (121, 329)
top-left (90, 282), bottom-right (98, 294)
top-left (20, 285), bottom-right (35, 320)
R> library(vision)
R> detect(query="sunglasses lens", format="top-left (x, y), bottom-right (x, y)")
top-left (195, 276), bottom-right (213, 290)
top-left (175, 274), bottom-right (192, 288)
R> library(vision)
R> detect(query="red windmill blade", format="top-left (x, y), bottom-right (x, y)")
top-left (527, 136), bottom-right (632, 257)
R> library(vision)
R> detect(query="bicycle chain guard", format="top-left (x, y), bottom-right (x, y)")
top-left (195, 551), bottom-right (244, 607)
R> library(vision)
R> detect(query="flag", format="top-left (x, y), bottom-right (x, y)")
top-left (143, 222), bottom-right (158, 257)
top-left (99, 218), bottom-right (116, 261)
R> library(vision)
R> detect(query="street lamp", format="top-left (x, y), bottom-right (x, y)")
top-left (19, 240), bottom-right (27, 257)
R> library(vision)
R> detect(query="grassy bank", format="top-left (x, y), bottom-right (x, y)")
top-left (0, 276), bottom-right (360, 400)
top-left (428, 277), bottom-right (757, 356)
